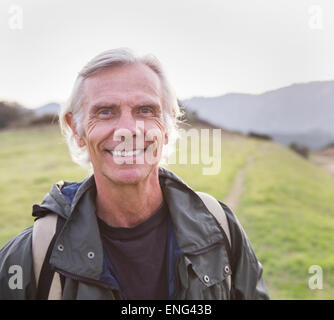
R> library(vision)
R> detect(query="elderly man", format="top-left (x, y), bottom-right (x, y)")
top-left (0, 48), bottom-right (268, 300)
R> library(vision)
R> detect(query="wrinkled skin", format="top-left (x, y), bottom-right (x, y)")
top-left (71, 63), bottom-right (168, 186)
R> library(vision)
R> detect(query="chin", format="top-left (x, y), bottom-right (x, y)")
top-left (104, 166), bottom-right (152, 186)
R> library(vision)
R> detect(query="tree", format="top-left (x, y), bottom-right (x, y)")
top-left (0, 101), bottom-right (33, 129)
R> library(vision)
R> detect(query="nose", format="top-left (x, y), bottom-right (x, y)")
top-left (113, 110), bottom-right (144, 148)
top-left (115, 109), bottom-right (137, 132)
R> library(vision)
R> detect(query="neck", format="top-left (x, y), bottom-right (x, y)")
top-left (94, 169), bottom-right (163, 228)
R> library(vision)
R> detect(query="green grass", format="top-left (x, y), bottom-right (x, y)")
top-left (237, 141), bottom-right (334, 299)
top-left (0, 126), bottom-right (87, 246)
top-left (1, 126), bottom-right (334, 299)
top-left (165, 132), bottom-right (257, 200)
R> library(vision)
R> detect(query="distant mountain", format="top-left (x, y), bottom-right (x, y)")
top-left (34, 102), bottom-right (60, 116)
top-left (182, 80), bottom-right (334, 150)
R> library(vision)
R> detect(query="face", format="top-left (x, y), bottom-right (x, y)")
top-left (70, 63), bottom-right (168, 185)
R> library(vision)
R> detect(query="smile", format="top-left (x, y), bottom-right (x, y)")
top-left (110, 149), bottom-right (145, 157)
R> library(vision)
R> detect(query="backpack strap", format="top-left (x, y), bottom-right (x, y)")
top-left (32, 212), bottom-right (65, 300)
top-left (196, 191), bottom-right (232, 292)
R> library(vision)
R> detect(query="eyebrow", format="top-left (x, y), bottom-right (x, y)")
top-left (90, 103), bottom-right (119, 111)
top-left (135, 103), bottom-right (161, 109)
top-left (90, 101), bottom-right (161, 112)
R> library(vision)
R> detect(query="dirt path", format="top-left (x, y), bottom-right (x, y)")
top-left (310, 147), bottom-right (334, 177)
top-left (223, 145), bottom-right (334, 212)
top-left (223, 157), bottom-right (253, 211)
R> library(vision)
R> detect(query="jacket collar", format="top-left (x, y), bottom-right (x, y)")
top-left (158, 167), bottom-right (224, 253)
top-left (48, 168), bottom-right (225, 280)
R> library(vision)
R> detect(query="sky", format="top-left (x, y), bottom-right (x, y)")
top-left (0, 0), bottom-right (334, 109)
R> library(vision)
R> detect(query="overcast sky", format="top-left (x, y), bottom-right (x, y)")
top-left (1, 0), bottom-right (334, 109)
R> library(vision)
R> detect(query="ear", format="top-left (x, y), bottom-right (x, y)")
top-left (164, 132), bottom-right (169, 145)
top-left (65, 112), bottom-right (86, 147)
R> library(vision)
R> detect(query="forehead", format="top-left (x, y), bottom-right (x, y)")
top-left (82, 63), bottom-right (163, 108)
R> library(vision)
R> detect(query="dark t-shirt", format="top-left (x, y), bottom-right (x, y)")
top-left (97, 201), bottom-right (169, 300)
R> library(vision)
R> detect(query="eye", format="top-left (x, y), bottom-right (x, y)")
top-left (100, 109), bottom-right (111, 115)
top-left (98, 109), bottom-right (114, 118)
top-left (139, 106), bottom-right (154, 115)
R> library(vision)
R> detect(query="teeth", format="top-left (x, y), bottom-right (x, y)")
top-left (111, 149), bottom-right (143, 157)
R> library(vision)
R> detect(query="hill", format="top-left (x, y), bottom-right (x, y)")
top-left (33, 102), bottom-right (60, 116)
top-left (0, 126), bottom-right (334, 299)
top-left (34, 102), bottom-right (60, 117)
top-left (182, 80), bottom-right (334, 150)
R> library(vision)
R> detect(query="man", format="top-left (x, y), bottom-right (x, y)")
top-left (0, 48), bottom-right (269, 300)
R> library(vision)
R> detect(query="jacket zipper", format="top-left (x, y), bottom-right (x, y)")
top-left (173, 254), bottom-right (182, 299)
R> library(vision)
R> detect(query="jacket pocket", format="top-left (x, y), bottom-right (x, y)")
top-left (179, 243), bottom-right (232, 300)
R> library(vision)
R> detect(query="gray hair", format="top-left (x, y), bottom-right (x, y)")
top-left (59, 48), bottom-right (183, 167)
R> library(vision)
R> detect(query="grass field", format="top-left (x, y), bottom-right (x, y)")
top-left (1, 125), bottom-right (334, 299)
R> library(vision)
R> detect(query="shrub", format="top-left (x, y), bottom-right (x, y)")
top-left (289, 142), bottom-right (309, 158)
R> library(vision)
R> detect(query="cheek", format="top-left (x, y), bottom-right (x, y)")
top-left (85, 120), bottom-right (114, 151)
top-left (155, 118), bottom-right (168, 145)
top-left (144, 118), bottom-right (168, 146)
top-left (150, 115), bottom-right (166, 133)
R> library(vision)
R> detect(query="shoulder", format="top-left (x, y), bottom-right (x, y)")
top-left (0, 226), bottom-right (33, 265)
top-left (219, 202), bottom-right (269, 299)
top-left (219, 202), bottom-right (258, 264)
top-left (0, 226), bottom-right (36, 299)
